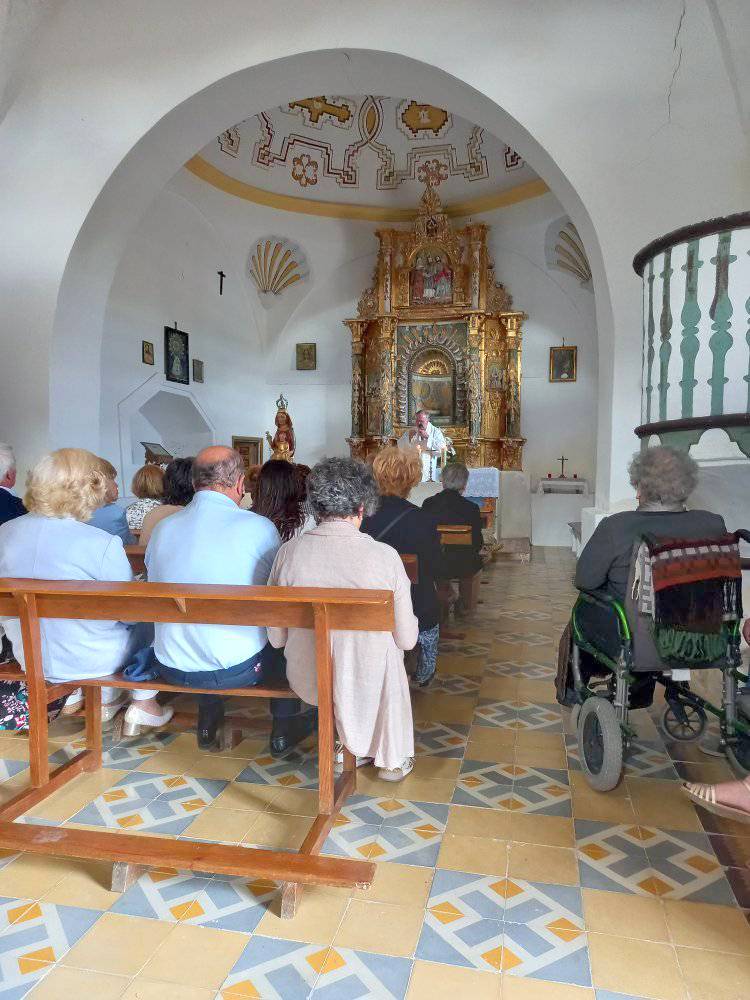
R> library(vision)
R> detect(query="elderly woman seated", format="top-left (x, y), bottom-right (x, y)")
top-left (362, 446), bottom-right (443, 688)
top-left (0, 448), bottom-right (172, 732)
top-left (569, 446), bottom-right (726, 699)
top-left (126, 463), bottom-right (165, 532)
top-left (267, 457), bottom-right (418, 781)
top-left (140, 457), bottom-right (195, 546)
top-left (423, 462), bottom-right (484, 580)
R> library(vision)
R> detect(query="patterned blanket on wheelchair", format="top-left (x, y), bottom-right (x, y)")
top-left (632, 533), bottom-right (743, 663)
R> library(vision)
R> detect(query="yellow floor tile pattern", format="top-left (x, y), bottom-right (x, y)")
top-left (0, 548), bottom-right (745, 998)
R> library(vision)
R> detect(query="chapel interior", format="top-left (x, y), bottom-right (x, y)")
top-left (0, 2), bottom-right (750, 998)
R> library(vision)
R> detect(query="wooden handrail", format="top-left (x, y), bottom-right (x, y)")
top-left (437, 523), bottom-right (473, 546)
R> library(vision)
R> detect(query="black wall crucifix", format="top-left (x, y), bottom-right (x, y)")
top-left (558, 454), bottom-right (568, 478)
top-left (217, 270), bottom-right (226, 295)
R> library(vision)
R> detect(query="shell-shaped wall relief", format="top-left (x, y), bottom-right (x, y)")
top-left (249, 237), bottom-right (309, 297)
top-left (545, 218), bottom-right (592, 288)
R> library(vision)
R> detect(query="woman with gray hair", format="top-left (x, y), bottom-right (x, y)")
top-left (267, 457), bottom-right (419, 781)
top-left (572, 446), bottom-right (726, 664)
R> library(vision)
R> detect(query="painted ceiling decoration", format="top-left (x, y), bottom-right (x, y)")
top-left (193, 95), bottom-right (542, 214)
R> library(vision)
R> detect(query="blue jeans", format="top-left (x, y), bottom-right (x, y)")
top-left (156, 642), bottom-right (300, 720)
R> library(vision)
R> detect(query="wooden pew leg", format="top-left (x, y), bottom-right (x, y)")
top-left (280, 880), bottom-right (302, 918)
top-left (84, 686), bottom-right (102, 771)
top-left (111, 861), bottom-right (145, 893)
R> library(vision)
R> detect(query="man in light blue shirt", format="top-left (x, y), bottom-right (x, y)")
top-left (146, 445), bottom-right (309, 752)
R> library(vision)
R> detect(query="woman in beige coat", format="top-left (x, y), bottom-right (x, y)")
top-left (267, 457), bottom-right (418, 780)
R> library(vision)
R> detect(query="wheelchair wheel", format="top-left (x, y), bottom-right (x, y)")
top-left (577, 696), bottom-right (623, 792)
top-left (660, 702), bottom-right (706, 742)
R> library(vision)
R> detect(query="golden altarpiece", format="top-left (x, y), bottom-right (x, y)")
top-left (344, 186), bottom-right (526, 470)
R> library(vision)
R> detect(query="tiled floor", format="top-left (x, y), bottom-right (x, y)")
top-left (0, 548), bottom-right (749, 998)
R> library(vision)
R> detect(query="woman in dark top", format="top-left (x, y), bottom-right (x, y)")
top-left (574, 446), bottom-right (726, 660)
top-left (423, 462), bottom-right (484, 580)
top-left (361, 446), bottom-right (442, 687)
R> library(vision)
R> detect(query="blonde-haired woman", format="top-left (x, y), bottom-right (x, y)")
top-left (361, 446), bottom-right (443, 688)
top-left (88, 457), bottom-right (133, 544)
top-left (126, 464), bottom-right (164, 532)
top-left (0, 448), bottom-right (172, 732)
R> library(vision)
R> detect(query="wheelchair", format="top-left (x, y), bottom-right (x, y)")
top-left (567, 531), bottom-right (750, 791)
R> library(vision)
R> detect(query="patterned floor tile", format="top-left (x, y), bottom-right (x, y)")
top-left (111, 868), bottom-right (276, 928)
top-left (0, 898), bottom-right (100, 996)
top-left (219, 935), bottom-right (326, 999)
top-left (0, 761), bottom-right (27, 785)
top-left (486, 661), bottom-right (556, 680)
top-left (428, 675), bottom-right (481, 696)
top-left (413, 721), bottom-right (469, 759)
top-left (324, 800), bottom-right (448, 866)
top-left (473, 699), bottom-right (562, 732)
top-left (501, 879), bottom-right (589, 985)
top-left (565, 737), bottom-right (677, 781)
top-left (236, 751), bottom-right (319, 789)
top-left (454, 762), bottom-right (571, 815)
top-left (70, 772), bottom-right (228, 835)
top-left (576, 819), bottom-right (734, 901)
top-left (311, 948), bottom-right (413, 999)
top-left (490, 633), bottom-right (554, 646)
top-left (417, 908), bottom-right (503, 972)
top-left (437, 642), bottom-right (491, 656)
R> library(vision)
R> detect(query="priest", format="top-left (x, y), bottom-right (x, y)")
top-left (398, 409), bottom-right (447, 483)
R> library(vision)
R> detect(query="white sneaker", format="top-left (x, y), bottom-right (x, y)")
top-left (378, 757), bottom-right (415, 782)
top-left (122, 703), bottom-right (174, 737)
top-left (334, 741), bottom-right (373, 770)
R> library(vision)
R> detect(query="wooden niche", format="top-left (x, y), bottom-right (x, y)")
top-left (344, 185), bottom-right (526, 470)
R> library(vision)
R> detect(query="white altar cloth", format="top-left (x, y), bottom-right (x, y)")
top-left (466, 467), bottom-right (500, 498)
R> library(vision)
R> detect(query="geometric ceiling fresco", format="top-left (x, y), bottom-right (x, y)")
top-left (194, 96), bottom-right (540, 209)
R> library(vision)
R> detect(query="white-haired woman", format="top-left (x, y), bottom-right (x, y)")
top-left (267, 457), bottom-right (419, 780)
top-left (0, 448), bottom-right (172, 732)
top-left (572, 446), bottom-right (726, 668)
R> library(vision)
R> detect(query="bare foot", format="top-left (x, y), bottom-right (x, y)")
top-left (711, 777), bottom-right (750, 813)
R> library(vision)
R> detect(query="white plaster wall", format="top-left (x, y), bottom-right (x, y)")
top-left (99, 174), bottom-right (597, 482)
top-left (0, 2), bottom-right (748, 513)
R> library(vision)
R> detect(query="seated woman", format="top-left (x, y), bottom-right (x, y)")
top-left (361, 446), bottom-right (443, 688)
top-left (423, 462), bottom-right (484, 580)
top-left (252, 459), bottom-right (309, 541)
top-left (139, 457), bottom-right (194, 546)
top-left (267, 457), bottom-right (418, 781)
top-left (0, 448), bottom-right (172, 731)
top-left (566, 447), bottom-right (727, 700)
top-left (88, 457), bottom-right (134, 544)
top-left (126, 464), bottom-right (164, 532)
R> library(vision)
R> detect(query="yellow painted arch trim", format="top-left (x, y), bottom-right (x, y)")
top-left (185, 155), bottom-right (549, 221)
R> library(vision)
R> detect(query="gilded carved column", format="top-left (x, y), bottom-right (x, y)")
top-left (470, 238), bottom-right (482, 310)
top-left (345, 320), bottom-right (367, 440)
top-left (377, 318), bottom-right (397, 438)
top-left (381, 234), bottom-right (393, 314)
top-left (466, 315), bottom-right (483, 456)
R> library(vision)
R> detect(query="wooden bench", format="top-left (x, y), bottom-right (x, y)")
top-left (126, 545), bottom-right (418, 584)
top-left (436, 524), bottom-right (482, 614)
top-left (0, 579), bottom-right (391, 916)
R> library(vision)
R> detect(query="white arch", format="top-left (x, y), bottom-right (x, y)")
top-left (50, 49), bottom-right (613, 500)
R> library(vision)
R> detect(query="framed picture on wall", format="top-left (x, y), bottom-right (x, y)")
top-left (232, 436), bottom-right (263, 474)
top-left (549, 345), bottom-right (577, 383)
top-left (296, 343), bottom-right (317, 370)
top-left (164, 325), bottom-right (189, 384)
top-left (142, 340), bottom-right (154, 365)
top-left (192, 359), bottom-right (204, 383)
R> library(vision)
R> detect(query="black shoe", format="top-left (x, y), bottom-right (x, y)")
top-left (270, 710), bottom-right (317, 758)
top-left (197, 705), bottom-right (224, 751)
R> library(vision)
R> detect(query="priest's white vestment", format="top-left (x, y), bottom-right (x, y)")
top-left (398, 422), bottom-right (447, 482)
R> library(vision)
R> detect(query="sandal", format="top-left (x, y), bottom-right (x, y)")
top-left (682, 776), bottom-right (750, 824)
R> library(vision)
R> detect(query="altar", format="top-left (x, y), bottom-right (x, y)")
top-left (344, 184), bottom-right (527, 473)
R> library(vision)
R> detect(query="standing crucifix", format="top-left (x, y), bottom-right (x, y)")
top-left (558, 454), bottom-right (568, 479)
top-left (217, 270), bottom-right (226, 295)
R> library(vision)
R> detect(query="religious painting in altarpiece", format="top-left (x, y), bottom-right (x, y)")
top-left (343, 184), bottom-right (527, 471)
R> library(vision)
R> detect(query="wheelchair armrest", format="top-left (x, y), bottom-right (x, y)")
top-left (573, 590), bottom-right (632, 642)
